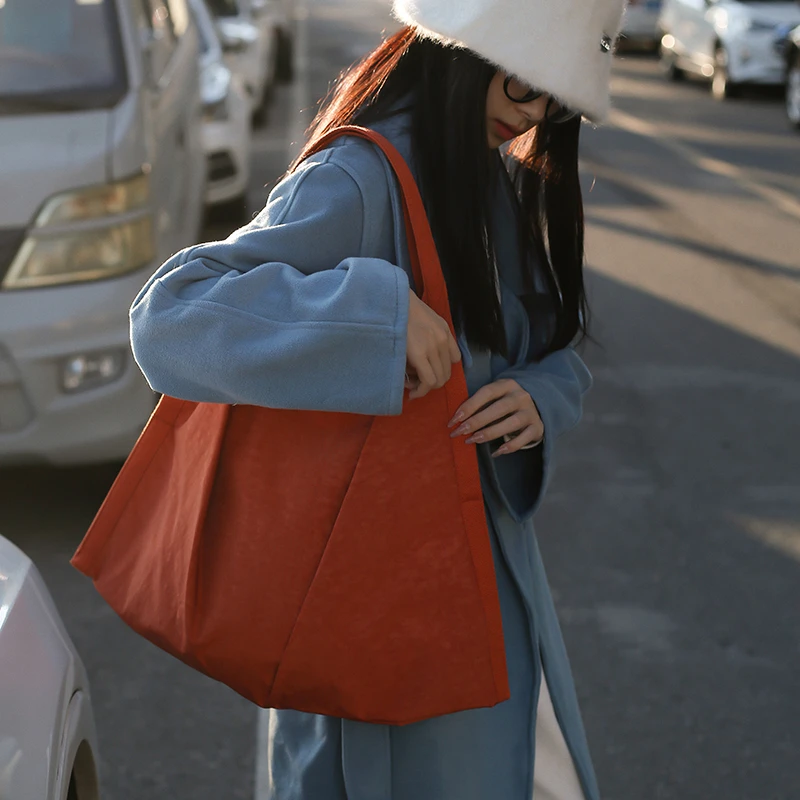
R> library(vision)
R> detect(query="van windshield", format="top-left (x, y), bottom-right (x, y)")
top-left (0, 0), bottom-right (127, 113)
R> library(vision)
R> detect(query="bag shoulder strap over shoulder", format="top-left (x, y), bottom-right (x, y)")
top-left (306, 126), bottom-right (452, 331)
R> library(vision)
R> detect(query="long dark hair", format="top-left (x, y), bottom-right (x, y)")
top-left (292, 28), bottom-right (587, 360)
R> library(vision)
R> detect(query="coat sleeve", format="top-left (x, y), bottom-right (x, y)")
top-left (483, 347), bottom-right (593, 524)
top-left (129, 153), bottom-right (411, 416)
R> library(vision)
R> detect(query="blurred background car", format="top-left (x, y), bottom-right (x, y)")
top-left (265, 0), bottom-right (296, 82)
top-left (619, 0), bottom-right (664, 51)
top-left (775, 23), bottom-right (800, 127)
top-left (0, 533), bottom-right (100, 799)
top-left (0, 0), bottom-right (206, 466)
top-left (658, 0), bottom-right (800, 99)
top-left (191, 0), bottom-right (253, 220)
top-left (206, 0), bottom-right (276, 123)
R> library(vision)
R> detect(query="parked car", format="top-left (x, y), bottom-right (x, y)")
top-left (0, 0), bottom-right (206, 466)
top-left (658, 0), bottom-right (800, 99)
top-left (191, 0), bottom-right (253, 218)
top-left (205, 0), bottom-right (276, 120)
top-left (619, 0), bottom-right (664, 50)
top-left (0, 534), bottom-right (100, 799)
top-left (245, 0), bottom-right (295, 82)
top-left (776, 23), bottom-right (800, 127)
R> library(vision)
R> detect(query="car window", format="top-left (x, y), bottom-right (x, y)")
top-left (0, 0), bottom-right (127, 111)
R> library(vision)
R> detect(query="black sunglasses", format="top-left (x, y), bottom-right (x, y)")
top-left (503, 76), bottom-right (579, 124)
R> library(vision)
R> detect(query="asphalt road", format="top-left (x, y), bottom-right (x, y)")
top-left (2, 1), bottom-right (799, 798)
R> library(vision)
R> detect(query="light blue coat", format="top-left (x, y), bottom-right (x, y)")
top-left (130, 112), bottom-right (597, 800)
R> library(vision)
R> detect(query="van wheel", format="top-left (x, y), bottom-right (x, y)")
top-left (786, 51), bottom-right (800, 129)
top-left (275, 28), bottom-right (294, 84)
top-left (712, 46), bottom-right (740, 100)
top-left (211, 193), bottom-right (249, 226)
top-left (252, 96), bottom-right (270, 128)
top-left (660, 44), bottom-right (684, 81)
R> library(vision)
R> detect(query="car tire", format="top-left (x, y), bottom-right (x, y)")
top-left (252, 103), bottom-right (268, 128)
top-left (209, 192), bottom-right (249, 226)
top-left (712, 46), bottom-right (740, 100)
top-left (252, 55), bottom-right (276, 128)
top-left (786, 50), bottom-right (800, 129)
top-left (275, 28), bottom-right (294, 84)
top-left (660, 43), bottom-right (684, 81)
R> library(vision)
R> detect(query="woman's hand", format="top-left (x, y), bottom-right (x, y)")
top-left (447, 378), bottom-right (544, 456)
top-left (405, 289), bottom-right (462, 400)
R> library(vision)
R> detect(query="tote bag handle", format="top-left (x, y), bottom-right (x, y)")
top-left (306, 126), bottom-right (452, 331)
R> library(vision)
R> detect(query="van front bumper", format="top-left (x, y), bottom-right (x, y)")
top-left (0, 267), bottom-right (158, 466)
top-left (727, 30), bottom-right (792, 84)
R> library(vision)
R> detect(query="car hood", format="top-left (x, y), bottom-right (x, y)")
top-left (733, 2), bottom-right (800, 25)
top-left (0, 110), bottom-right (109, 228)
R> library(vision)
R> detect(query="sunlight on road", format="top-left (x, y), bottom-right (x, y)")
top-left (734, 515), bottom-right (800, 563)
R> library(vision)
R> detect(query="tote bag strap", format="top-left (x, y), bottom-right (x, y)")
top-left (306, 126), bottom-right (451, 330)
top-left (304, 127), bottom-right (505, 697)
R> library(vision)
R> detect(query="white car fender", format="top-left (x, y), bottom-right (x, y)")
top-left (54, 690), bottom-right (100, 800)
top-left (0, 536), bottom-right (99, 800)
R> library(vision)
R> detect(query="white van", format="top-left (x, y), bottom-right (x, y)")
top-left (0, 0), bottom-right (206, 466)
top-left (659, 0), bottom-right (800, 98)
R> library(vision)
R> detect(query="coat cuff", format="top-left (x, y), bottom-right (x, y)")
top-left (481, 350), bottom-right (592, 524)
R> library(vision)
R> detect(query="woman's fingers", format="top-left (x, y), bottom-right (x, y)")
top-left (409, 356), bottom-right (438, 398)
top-left (405, 290), bottom-right (461, 399)
top-left (448, 330), bottom-right (462, 365)
top-left (447, 380), bottom-right (513, 427)
top-left (464, 395), bottom-right (519, 431)
top-left (493, 428), bottom-right (544, 456)
top-left (463, 412), bottom-right (543, 446)
top-left (448, 379), bottom-right (544, 445)
top-left (427, 317), bottom-right (458, 389)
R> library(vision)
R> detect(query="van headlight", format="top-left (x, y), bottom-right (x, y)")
top-left (202, 62), bottom-right (232, 122)
top-left (2, 173), bottom-right (154, 290)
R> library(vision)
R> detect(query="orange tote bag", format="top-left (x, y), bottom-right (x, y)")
top-left (71, 126), bottom-right (509, 725)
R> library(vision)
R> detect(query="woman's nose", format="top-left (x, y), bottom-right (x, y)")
top-left (519, 95), bottom-right (549, 125)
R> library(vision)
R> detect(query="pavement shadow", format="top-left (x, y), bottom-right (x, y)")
top-left (585, 213), bottom-right (800, 283)
top-left (538, 269), bottom-right (800, 800)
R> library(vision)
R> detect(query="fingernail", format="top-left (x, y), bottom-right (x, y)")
top-left (447, 411), bottom-right (465, 428)
top-left (492, 447), bottom-right (509, 458)
top-left (450, 423), bottom-right (470, 438)
top-left (465, 433), bottom-right (484, 445)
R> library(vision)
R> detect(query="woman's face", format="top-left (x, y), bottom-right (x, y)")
top-left (485, 72), bottom-right (550, 149)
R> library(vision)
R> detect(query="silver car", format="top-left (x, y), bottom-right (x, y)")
top-left (0, 534), bottom-right (100, 799)
top-left (206, 0), bottom-right (276, 120)
top-left (0, 0), bottom-right (206, 466)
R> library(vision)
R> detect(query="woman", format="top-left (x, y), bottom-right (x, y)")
top-left (130, 1), bottom-right (626, 798)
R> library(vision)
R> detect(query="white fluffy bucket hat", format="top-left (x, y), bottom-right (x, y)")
top-left (392, 0), bottom-right (627, 122)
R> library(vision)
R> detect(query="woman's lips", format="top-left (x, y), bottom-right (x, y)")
top-left (493, 120), bottom-right (522, 141)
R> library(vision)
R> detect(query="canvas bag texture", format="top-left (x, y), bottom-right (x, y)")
top-left (71, 127), bottom-right (510, 726)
